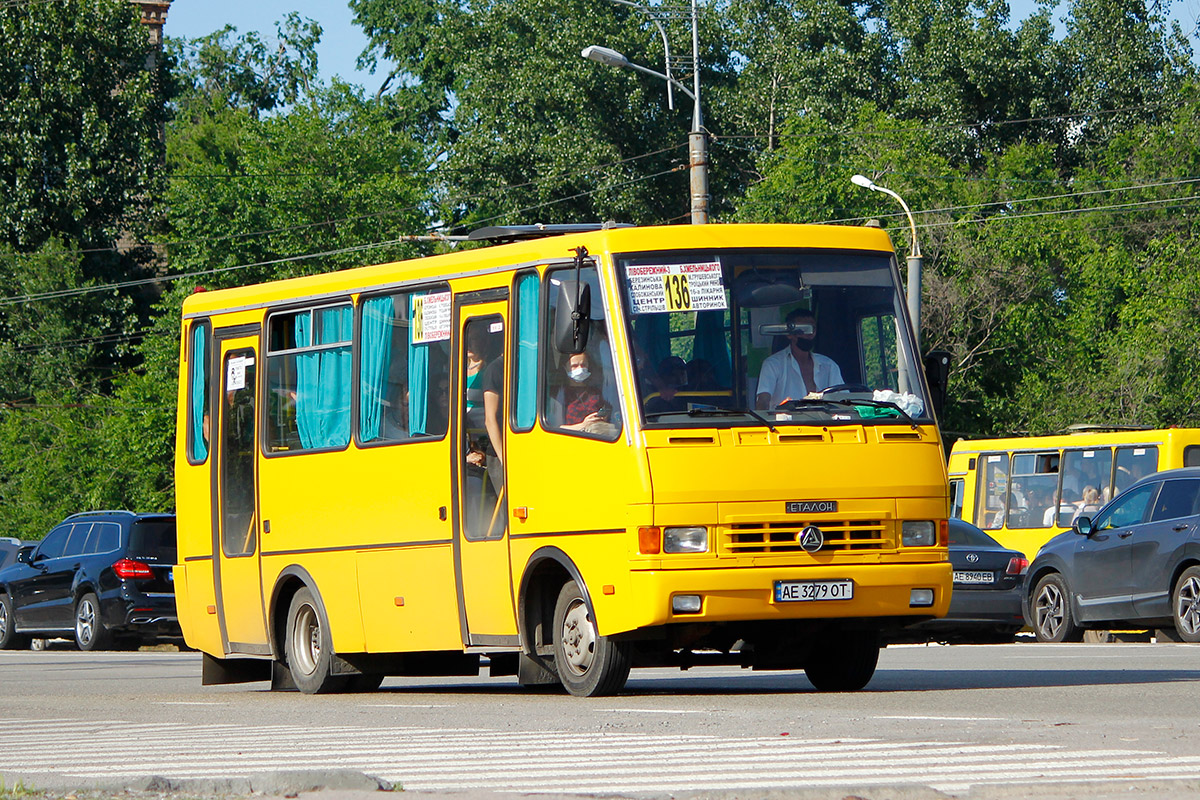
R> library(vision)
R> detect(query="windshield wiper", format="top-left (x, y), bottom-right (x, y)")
top-left (644, 406), bottom-right (778, 433)
top-left (777, 398), bottom-right (918, 427)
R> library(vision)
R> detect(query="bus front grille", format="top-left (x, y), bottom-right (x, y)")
top-left (724, 520), bottom-right (888, 553)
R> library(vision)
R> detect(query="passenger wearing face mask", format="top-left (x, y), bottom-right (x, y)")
top-left (541, 350), bottom-right (614, 438)
top-left (755, 309), bottom-right (843, 410)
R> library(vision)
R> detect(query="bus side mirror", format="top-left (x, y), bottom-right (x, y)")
top-left (923, 350), bottom-right (951, 418)
top-left (1073, 517), bottom-right (1093, 536)
top-left (554, 280), bottom-right (591, 354)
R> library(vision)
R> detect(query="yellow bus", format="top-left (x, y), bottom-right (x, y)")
top-left (948, 427), bottom-right (1200, 558)
top-left (174, 222), bottom-right (952, 697)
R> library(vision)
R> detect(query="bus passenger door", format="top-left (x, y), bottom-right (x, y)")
top-left (212, 334), bottom-right (270, 654)
top-left (452, 299), bottom-right (518, 644)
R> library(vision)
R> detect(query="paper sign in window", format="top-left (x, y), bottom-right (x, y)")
top-left (412, 291), bottom-right (451, 343)
top-left (626, 261), bottom-right (727, 314)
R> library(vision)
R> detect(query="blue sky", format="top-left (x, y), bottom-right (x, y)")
top-left (164, 1), bottom-right (391, 92)
top-left (164, 0), bottom-right (1200, 92)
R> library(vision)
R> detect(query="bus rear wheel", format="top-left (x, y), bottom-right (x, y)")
top-left (552, 580), bottom-right (630, 697)
top-left (285, 587), bottom-right (347, 694)
top-left (803, 630), bottom-right (879, 692)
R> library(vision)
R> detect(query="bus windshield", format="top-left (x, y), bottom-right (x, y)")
top-left (616, 247), bottom-right (929, 427)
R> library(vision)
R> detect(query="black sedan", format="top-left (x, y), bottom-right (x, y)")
top-left (894, 519), bottom-right (1028, 644)
top-left (1025, 467), bottom-right (1200, 643)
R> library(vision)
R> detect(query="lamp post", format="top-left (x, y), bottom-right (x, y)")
top-left (851, 174), bottom-right (923, 351)
top-left (582, 3), bottom-right (709, 224)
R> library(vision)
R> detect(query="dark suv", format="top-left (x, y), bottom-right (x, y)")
top-left (0, 511), bottom-right (178, 651)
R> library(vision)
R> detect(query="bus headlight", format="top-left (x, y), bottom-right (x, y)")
top-left (664, 527), bottom-right (708, 554)
top-left (901, 520), bottom-right (936, 547)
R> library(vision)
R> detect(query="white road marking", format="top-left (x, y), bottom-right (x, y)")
top-left (1, 718), bottom-right (1198, 793)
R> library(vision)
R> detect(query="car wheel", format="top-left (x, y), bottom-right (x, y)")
top-left (1171, 566), bottom-right (1200, 643)
top-left (804, 630), bottom-right (880, 691)
top-left (1031, 574), bottom-right (1083, 643)
top-left (0, 594), bottom-right (30, 650)
top-left (74, 592), bottom-right (112, 651)
top-left (552, 580), bottom-right (631, 697)
top-left (285, 587), bottom-right (347, 694)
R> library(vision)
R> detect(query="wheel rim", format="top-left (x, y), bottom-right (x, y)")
top-left (0, 602), bottom-right (8, 640)
top-left (559, 597), bottom-right (596, 678)
top-left (1176, 576), bottom-right (1200, 636)
top-left (290, 603), bottom-right (321, 676)
top-left (1035, 582), bottom-right (1065, 640)
top-left (76, 598), bottom-right (96, 646)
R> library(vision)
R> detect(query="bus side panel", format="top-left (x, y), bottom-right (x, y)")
top-left (259, 450), bottom-right (366, 654)
top-left (506, 429), bottom-right (648, 638)
top-left (178, 561), bottom-right (223, 655)
top-left (357, 545), bottom-right (462, 652)
top-left (174, 319), bottom-right (223, 655)
top-left (258, 441), bottom-right (455, 655)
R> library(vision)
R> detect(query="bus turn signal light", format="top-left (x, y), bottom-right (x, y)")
top-left (638, 527), bottom-right (661, 554)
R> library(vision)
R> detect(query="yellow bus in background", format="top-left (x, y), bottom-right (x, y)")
top-left (174, 222), bottom-right (951, 697)
top-left (948, 427), bottom-right (1200, 558)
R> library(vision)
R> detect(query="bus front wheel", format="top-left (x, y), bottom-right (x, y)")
top-left (552, 580), bottom-right (630, 697)
top-left (285, 587), bottom-right (346, 694)
top-left (804, 630), bottom-right (879, 691)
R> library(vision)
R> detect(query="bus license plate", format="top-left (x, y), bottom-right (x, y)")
top-left (774, 580), bottom-right (853, 602)
top-left (953, 571), bottom-right (993, 584)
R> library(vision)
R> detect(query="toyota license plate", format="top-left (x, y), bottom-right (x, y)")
top-left (953, 570), bottom-right (994, 584)
top-left (774, 580), bottom-right (854, 602)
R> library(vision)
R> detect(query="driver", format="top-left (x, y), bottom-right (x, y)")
top-left (755, 309), bottom-right (844, 410)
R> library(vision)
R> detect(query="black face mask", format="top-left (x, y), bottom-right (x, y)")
top-left (793, 337), bottom-right (815, 352)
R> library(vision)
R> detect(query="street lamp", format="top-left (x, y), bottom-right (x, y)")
top-left (581, 3), bottom-right (709, 224)
top-left (851, 174), bottom-right (923, 351)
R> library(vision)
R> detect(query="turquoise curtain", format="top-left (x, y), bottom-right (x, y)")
top-left (693, 310), bottom-right (732, 386)
top-left (189, 324), bottom-right (208, 461)
top-left (515, 274), bottom-right (539, 429)
top-left (359, 297), bottom-right (394, 442)
top-left (296, 307), bottom-right (352, 449)
top-left (407, 293), bottom-right (429, 435)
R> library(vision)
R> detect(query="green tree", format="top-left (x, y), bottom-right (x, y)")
top-left (0, 0), bottom-right (168, 251)
top-left (351, 0), bottom-right (721, 226)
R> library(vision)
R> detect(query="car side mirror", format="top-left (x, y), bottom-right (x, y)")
top-left (16, 546), bottom-right (33, 565)
top-left (1073, 517), bottom-right (1093, 536)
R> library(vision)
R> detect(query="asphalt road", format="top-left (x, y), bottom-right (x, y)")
top-left (1, 640), bottom-right (1199, 799)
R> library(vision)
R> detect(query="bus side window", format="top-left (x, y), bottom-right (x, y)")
top-left (1186, 445), bottom-right (1200, 468)
top-left (978, 454), bottom-right (1009, 530)
top-left (543, 264), bottom-right (622, 441)
top-left (187, 321), bottom-right (211, 463)
top-left (358, 288), bottom-right (452, 444)
top-left (266, 304), bottom-right (353, 452)
top-left (512, 272), bottom-right (540, 432)
top-left (1060, 447), bottom-right (1112, 516)
top-left (949, 478), bottom-right (964, 520)
top-left (1114, 446), bottom-right (1159, 494)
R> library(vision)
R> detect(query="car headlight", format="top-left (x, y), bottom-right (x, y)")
top-left (663, 527), bottom-right (708, 554)
top-left (901, 520), bottom-right (936, 547)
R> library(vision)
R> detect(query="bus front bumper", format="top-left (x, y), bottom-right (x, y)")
top-left (621, 562), bottom-right (952, 630)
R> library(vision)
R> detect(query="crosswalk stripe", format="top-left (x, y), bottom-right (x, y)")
top-left (2, 717), bottom-right (1198, 793)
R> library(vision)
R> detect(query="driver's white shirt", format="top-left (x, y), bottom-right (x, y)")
top-left (756, 348), bottom-right (843, 408)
